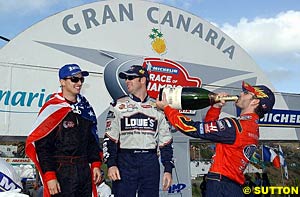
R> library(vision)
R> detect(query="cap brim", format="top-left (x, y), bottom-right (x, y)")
top-left (119, 71), bottom-right (139, 79)
top-left (81, 71), bottom-right (89, 77)
top-left (72, 70), bottom-right (89, 77)
top-left (242, 81), bottom-right (256, 94)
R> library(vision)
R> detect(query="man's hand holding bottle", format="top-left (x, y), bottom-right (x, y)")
top-left (213, 92), bottom-right (229, 108)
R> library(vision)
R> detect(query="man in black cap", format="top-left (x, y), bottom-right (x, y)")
top-left (104, 65), bottom-right (174, 196)
top-left (26, 64), bottom-right (102, 197)
top-left (156, 81), bottom-right (275, 197)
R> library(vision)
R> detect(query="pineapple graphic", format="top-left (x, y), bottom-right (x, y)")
top-left (149, 28), bottom-right (166, 54)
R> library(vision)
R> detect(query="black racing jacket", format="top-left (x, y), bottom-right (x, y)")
top-left (35, 111), bottom-right (100, 173)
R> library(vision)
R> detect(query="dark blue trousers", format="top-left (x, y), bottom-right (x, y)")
top-left (112, 152), bottom-right (160, 197)
top-left (206, 173), bottom-right (244, 197)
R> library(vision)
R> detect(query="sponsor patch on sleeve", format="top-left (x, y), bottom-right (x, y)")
top-left (106, 110), bottom-right (115, 119)
top-left (105, 120), bottom-right (112, 131)
top-left (216, 120), bottom-right (226, 131)
top-left (204, 122), bottom-right (218, 133)
top-left (198, 123), bottom-right (204, 134)
top-left (224, 118), bottom-right (232, 127)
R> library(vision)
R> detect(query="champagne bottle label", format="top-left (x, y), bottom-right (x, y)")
top-left (162, 87), bottom-right (183, 109)
top-left (160, 86), bottom-right (238, 110)
top-left (214, 95), bottom-right (239, 102)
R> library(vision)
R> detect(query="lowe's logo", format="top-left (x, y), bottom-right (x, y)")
top-left (125, 117), bottom-right (155, 127)
top-left (168, 183), bottom-right (186, 193)
top-left (121, 112), bottom-right (157, 131)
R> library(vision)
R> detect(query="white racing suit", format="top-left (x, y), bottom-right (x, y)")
top-left (104, 94), bottom-right (173, 197)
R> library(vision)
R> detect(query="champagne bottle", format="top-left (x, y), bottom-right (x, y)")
top-left (159, 86), bottom-right (238, 110)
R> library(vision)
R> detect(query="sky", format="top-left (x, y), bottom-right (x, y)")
top-left (0, 0), bottom-right (299, 94)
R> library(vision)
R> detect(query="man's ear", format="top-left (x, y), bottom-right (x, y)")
top-left (251, 98), bottom-right (260, 106)
top-left (60, 79), bottom-right (65, 87)
top-left (141, 77), bottom-right (147, 84)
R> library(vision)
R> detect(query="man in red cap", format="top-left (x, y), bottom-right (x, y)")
top-left (156, 81), bottom-right (275, 197)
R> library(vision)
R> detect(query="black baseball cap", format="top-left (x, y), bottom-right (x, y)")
top-left (119, 65), bottom-right (149, 80)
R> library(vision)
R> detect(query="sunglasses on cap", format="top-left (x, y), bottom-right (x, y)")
top-left (124, 76), bottom-right (142, 80)
top-left (64, 76), bottom-right (85, 83)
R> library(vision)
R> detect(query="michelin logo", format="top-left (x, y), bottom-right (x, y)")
top-left (146, 61), bottom-right (179, 74)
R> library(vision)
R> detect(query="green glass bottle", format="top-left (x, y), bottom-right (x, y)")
top-left (159, 86), bottom-right (238, 110)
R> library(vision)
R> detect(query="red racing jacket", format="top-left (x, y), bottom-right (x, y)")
top-left (164, 105), bottom-right (259, 185)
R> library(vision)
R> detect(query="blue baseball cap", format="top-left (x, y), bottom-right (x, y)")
top-left (59, 64), bottom-right (89, 79)
top-left (242, 81), bottom-right (275, 114)
top-left (119, 65), bottom-right (149, 80)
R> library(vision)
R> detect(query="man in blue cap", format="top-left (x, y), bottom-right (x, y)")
top-left (156, 81), bottom-right (275, 197)
top-left (104, 65), bottom-right (174, 196)
top-left (26, 64), bottom-right (102, 197)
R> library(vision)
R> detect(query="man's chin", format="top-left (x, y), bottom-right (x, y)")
top-left (74, 89), bottom-right (81, 94)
